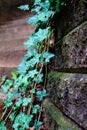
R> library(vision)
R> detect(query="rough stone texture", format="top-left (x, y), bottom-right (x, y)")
top-left (43, 99), bottom-right (78, 130)
top-left (47, 72), bottom-right (87, 130)
top-left (55, 0), bottom-right (87, 40)
top-left (52, 21), bottom-right (87, 71)
top-left (45, 1), bottom-right (87, 129)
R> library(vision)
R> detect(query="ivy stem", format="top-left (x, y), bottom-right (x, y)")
top-left (23, 95), bottom-right (26, 113)
top-left (38, 104), bottom-right (42, 121)
top-left (0, 108), bottom-right (7, 121)
top-left (27, 94), bottom-right (33, 115)
top-left (44, 64), bottom-right (47, 88)
top-left (4, 107), bottom-right (13, 121)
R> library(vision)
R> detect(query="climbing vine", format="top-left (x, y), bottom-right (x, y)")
top-left (0, 0), bottom-right (66, 130)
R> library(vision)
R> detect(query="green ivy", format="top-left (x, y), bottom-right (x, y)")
top-left (0, 0), bottom-right (66, 129)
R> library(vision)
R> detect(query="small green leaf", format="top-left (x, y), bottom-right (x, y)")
top-left (1, 79), bottom-right (13, 93)
top-left (31, 6), bottom-right (41, 12)
top-left (22, 97), bottom-right (32, 107)
top-left (18, 5), bottom-right (29, 11)
top-left (11, 71), bottom-right (18, 80)
top-left (34, 28), bottom-right (50, 42)
top-left (15, 98), bottom-right (22, 108)
top-left (0, 121), bottom-right (6, 130)
top-left (36, 89), bottom-right (48, 101)
top-left (28, 69), bottom-right (38, 79)
top-left (43, 51), bottom-right (55, 62)
top-left (34, 120), bottom-right (42, 130)
top-left (21, 75), bottom-right (29, 86)
top-left (33, 73), bottom-right (43, 83)
top-left (24, 35), bottom-right (37, 48)
top-left (18, 62), bottom-right (27, 74)
top-left (9, 112), bottom-right (16, 121)
top-left (1, 76), bottom-right (6, 83)
top-left (27, 14), bottom-right (38, 25)
top-left (32, 105), bottom-right (40, 114)
top-left (13, 112), bottom-right (33, 129)
top-left (1, 85), bottom-right (9, 93)
top-left (30, 88), bottom-right (36, 94)
top-left (37, 10), bottom-right (54, 22)
top-left (7, 91), bottom-right (14, 99)
top-left (34, 0), bottom-right (41, 5)
top-left (4, 98), bottom-right (12, 108)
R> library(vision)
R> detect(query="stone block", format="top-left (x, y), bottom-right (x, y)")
top-left (47, 72), bottom-right (87, 129)
top-left (55, 0), bottom-right (87, 40)
top-left (43, 99), bottom-right (78, 130)
top-left (52, 21), bottom-right (87, 72)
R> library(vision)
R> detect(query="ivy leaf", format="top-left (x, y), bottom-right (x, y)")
top-left (1, 79), bottom-right (13, 93)
top-left (27, 57), bottom-right (38, 68)
top-left (30, 88), bottom-right (36, 94)
top-left (33, 73), bottom-right (43, 83)
top-left (27, 54), bottom-right (41, 69)
top-left (18, 62), bottom-right (27, 74)
top-left (9, 112), bottom-right (16, 121)
top-left (24, 50), bottom-right (33, 59)
top-left (31, 6), bottom-right (42, 12)
top-left (14, 78), bottom-right (21, 90)
top-left (43, 51), bottom-right (55, 62)
top-left (34, 0), bottom-right (41, 5)
top-left (43, 0), bottom-right (50, 10)
top-left (4, 98), bottom-right (12, 108)
top-left (27, 14), bottom-right (38, 25)
top-left (0, 121), bottom-right (6, 130)
top-left (28, 5), bottom-right (53, 25)
top-left (21, 75), bottom-right (29, 86)
top-left (55, 0), bottom-right (60, 12)
top-left (36, 89), bottom-right (48, 101)
top-left (15, 98), bottom-right (22, 108)
top-left (22, 97), bottom-right (32, 107)
top-left (32, 105), bottom-right (40, 114)
top-left (13, 112), bottom-right (33, 129)
top-left (37, 10), bottom-right (54, 22)
top-left (11, 71), bottom-right (18, 80)
top-left (18, 5), bottom-right (29, 11)
top-left (7, 91), bottom-right (15, 99)
top-left (24, 35), bottom-right (38, 48)
top-left (28, 69), bottom-right (38, 79)
top-left (1, 76), bottom-right (7, 83)
top-left (34, 120), bottom-right (42, 130)
top-left (1, 85), bottom-right (9, 93)
top-left (33, 0), bottom-right (50, 11)
top-left (34, 28), bottom-right (50, 42)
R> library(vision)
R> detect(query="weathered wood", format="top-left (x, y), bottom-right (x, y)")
top-left (0, 0), bottom-right (32, 10)
top-left (0, 0), bottom-right (32, 25)
top-left (0, 14), bottom-right (35, 79)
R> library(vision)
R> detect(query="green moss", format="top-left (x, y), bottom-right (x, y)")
top-left (48, 72), bottom-right (63, 79)
top-left (43, 99), bottom-right (78, 130)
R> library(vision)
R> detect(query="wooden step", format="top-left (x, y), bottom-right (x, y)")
top-left (0, 14), bottom-right (35, 79)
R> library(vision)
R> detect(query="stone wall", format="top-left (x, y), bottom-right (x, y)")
top-left (0, 0), bottom-right (87, 130)
top-left (44, 0), bottom-right (87, 130)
